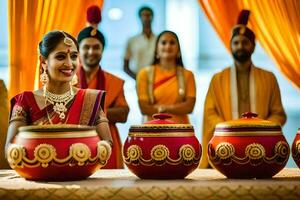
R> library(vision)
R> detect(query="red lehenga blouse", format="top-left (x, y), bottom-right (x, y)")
top-left (9, 89), bottom-right (106, 126)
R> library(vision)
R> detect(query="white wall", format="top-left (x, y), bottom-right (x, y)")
top-left (0, 0), bottom-right (8, 85)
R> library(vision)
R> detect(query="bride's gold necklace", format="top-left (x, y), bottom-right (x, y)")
top-left (44, 87), bottom-right (74, 120)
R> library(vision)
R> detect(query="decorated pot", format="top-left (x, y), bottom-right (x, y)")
top-left (208, 112), bottom-right (289, 179)
top-left (6, 125), bottom-right (111, 181)
top-left (292, 129), bottom-right (300, 168)
top-left (123, 113), bottom-right (201, 179)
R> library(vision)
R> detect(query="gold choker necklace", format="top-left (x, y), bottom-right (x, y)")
top-left (44, 88), bottom-right (74, 120)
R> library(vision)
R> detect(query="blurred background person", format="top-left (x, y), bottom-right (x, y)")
top-left (136, 30), bottom-right (196, 123)
top-left (123, 6), bottom-right (157, 79)
top-left (200, 10), bottom-right (286, 168)
top-left (77, 27), bottom-right (129, 169)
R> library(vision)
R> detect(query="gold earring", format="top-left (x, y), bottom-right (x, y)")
top-left (40, 70), bottom-right (49, 86)
top-left (71, 74), bottom-right (78, 86)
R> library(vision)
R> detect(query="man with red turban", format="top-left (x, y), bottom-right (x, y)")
top-left (86, 5), bottom-right (102, 28)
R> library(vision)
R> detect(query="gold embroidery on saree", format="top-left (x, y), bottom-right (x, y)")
top-left (10, 105), bottom-right (27, 123)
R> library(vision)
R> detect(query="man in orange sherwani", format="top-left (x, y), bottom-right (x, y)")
top-left (200, 10), bottom-right (286, 168)
top-left (77, 27), bottom-right (129, 168)
top-left (0, 80), bottom-right (9, 168)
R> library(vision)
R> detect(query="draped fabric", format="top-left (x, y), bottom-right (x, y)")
top-left (78, 66), bottom-right (106, 91)
top-left (198, 0), bottom-right (300, 89)
top-left (10, 89), bottom-right (105, 126)
top-left (242, 0), bottom-right (300, 89)
top-left (198, 0), bottom-right (243, 50)
top-left (8, 0), bottom-right (104, 99)
top-left (136, 65), bottom-right (196, 124)
top-left (77, 70), bottom-right (128, 169)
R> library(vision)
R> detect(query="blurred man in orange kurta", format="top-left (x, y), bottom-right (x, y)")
top-left (200, 10), bottom-right (286, 168)
top-left (77, 27), bottom-right (129, 168)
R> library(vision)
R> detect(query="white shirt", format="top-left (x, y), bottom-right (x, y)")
top-left (124, 33), bottom-right (157, 74)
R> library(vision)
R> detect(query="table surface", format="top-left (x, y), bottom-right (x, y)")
top-left (1, 168), bottom-right (300, 200)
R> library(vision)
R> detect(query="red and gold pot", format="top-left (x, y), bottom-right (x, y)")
top-left (6, 125), bottom-right (111, 181)
top-left (292, 129), bottom-right (300, 168)
top-left (123, 113), bottom-right (201, 179)
top-left (208, 112), bottom-right (289, 179)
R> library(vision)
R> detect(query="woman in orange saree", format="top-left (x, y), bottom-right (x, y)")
top-left (136, 31), bottom-right (196, 123)
top-left (5, 31), bottom-right (112, 152)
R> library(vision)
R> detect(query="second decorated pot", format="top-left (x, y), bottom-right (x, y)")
top-left (208, 112), bottom-right (289, 179)
top-left (123, 113), bottom-right (201, 179)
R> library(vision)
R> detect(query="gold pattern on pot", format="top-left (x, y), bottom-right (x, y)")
top-left (128, 132), bottom-right (195, 137)
top-left (245, 143), bottom-right (265, 160)
top-left (70, 143), bottom-right (91, 166)
top-left (274, 141), bottom-right (289, 158)
top-left (7, 144), bottom-right (26, 168)
top-left (215, 142), bottom-right (235, 160)
top-left (292, 140), bottom-right (300, 161)
top-left (126, 145), bottom-right (143, 162)
top-left (6, 141), bottom-right (110, 168)
top-left (123, 144), bottom-right (199, 166)
top-left (209, 141), bottom-right (289, 166)
top-left (34, 144), bottom-right (57, 167)
top-left (179, 145), bottom-right (196, 162)
top-left (97, 141), bottom-right (112, 163)
top-left (151, 145), bottom-right (169, 161)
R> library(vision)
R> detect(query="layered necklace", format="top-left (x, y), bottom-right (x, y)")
top-left (44, 87), bottom-right (74, 120)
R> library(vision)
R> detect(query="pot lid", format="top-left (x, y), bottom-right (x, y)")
top-left (129, 113), bottom-right (194, 132)
top-left (19, 124), bottom-right (95, 132)
top-left (214, 112), bottom-right (282, 135)
top-left (144, 113), bottom-right (176, 124)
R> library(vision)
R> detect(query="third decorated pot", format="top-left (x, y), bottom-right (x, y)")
top-left (208, 112), bottom-right (289, 179)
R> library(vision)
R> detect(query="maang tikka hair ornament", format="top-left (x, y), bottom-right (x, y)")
top-left (61, 31), bottom-right (74, 46)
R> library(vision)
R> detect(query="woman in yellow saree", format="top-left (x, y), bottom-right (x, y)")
top-left (136, 31), bottom-right (196, 123)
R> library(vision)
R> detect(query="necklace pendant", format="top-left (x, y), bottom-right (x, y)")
top-left (59, 112), bottom-right (65, 120)
top-left (54, 102), bottom-right (66, 112)
top-left (44, 88), bottom-right (74, 123)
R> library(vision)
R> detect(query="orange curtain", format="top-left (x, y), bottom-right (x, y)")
top-left (8, 0), bottom-right (104, 99)
top-left (198, 0), bottom-right (243, 50)
top-left (242, 0), bottom-right (300, 89)
top-left (198, 0), bottom-right (300, 89)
